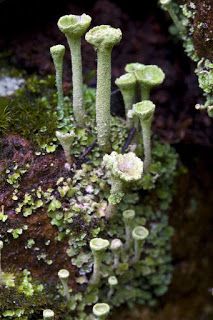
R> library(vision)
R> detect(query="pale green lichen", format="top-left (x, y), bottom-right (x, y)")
top-left (50, 44), bottom-right (65, 119)
top-left (128, 100), bottom-right (156, 171)
top-left (132, 226), bottom-right (149, 263)
top-left (86, 25), bottom-right (122, 152)
top-left (90, 238), bottom-right (110, 285)
top-left (43, 309), bottom-right (55, 320)
top-left (58, 14), bottom-right (92, 126)
top-left (58, 269), bottom-right (71, 301)
top-left (93, 303), bottom-right (110, 320)
top-left (115, 73), bottom-right (137, 127)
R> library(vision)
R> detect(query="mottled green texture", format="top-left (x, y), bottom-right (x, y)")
top-left (86, 25), bottom-right (122, 152)
top-left (58, 14), bottom-right (92, 126)
top-left (50, 45), bottom-right (65, 119)
top-left (56, 130), bottom-right (75, 165)
top-left (135, 65), bottom-right (165, 100)
top-left (115, 73), bottom-right (137, 127)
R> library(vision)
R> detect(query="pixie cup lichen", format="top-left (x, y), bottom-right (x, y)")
top-left (58, 269), bottom-right (70, 301)
top-left (90, 238), bottom-right (110, 285)
top-left (108, 276), bottom-right (118, 298)
top-left (93, 303), bottom-right (110, 320)
top-left (115, 73), bottom-right (137, 127)
top-left (50, 45), bottom-right (65, 119)
top-left (56, 130), bottom-right (75, 168)
top-left (135, 65), bottom-right (165, 100)
top-left (122, 210), bottom-right (135, 249)
top-left (85, 25), bottom-right (122, 152)
top-left (57, 14), bottom-right (92, 126)
top-left (110, 239), bottom-right (123, 268)
top-left (43, 309), bottom-right (55, 320)
top-left (128, 101), bottom-right (155, 172)
top-left (103, 151), bottom-right (143, 218)
top-left (132, 226), bottom-right (149, 263)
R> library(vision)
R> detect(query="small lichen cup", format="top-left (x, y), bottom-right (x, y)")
top-left (43, 309), bottom-right (55, 320)
top-left (110, 238), bottom-right (123, 268)
top-left (132, 226), bottom-right (149, 263)
top-left (93, 303), bottom-right (110, 320)
top-left (102, 151), bottom-right (143, 218)
top-left (50, 45), bottom-right (65, 119)
top-left (108, 275), bottom-right (118, 298)
top-left (135, 65), bottom-right (165, 100)
top-left (56, 130), bottom-right (75, 168)
top-left (58, 14), bottom-right (92, 126)
top-left (128, 100), bottom-right (155, 172)
top-left (85, 25), bottom-right (122, 152)
top-left (115, 73), bottom-right (137, 127)
top-left (125, 62), bottom-right (145, 73)
top-left (122, 209), bottom-right (135, 249)
top-left (90, 238), bottom-right (110, 285)
top-left (58, 269), bottom-right (70, 301)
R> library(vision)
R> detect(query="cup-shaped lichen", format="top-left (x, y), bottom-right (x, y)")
top-left (102, 151), bottom-right (143, 217)
top-left (50, 45), bottom-right (65, 119)
top-left (58, 269), bottom-right (70, 301)
top-left (58, 14), bottom-right (92, 126)
top-left (85, 25), bottom-right (122, 152)
top-left (90, 238), bottom-right (110, 285)
top-left (93, 303), bottom-right (110, 320)
top-left (115, 73), bottom-right (137, 127)
top-left (128, 100), bottom-right (155, 171)
top-left (132, 226), bottom-right (149, 263)
top-left (56, 130), bottom-right (75, 168)
top-left (108, 276), bottom-right (118, 298)
top-left (135, 65), bottom-right (165, 100)
top-left (110, 239), bottom-right (123, 268)
top-left (122, 209), bottom-right (135, 249)
top-left (43, 309), bottom-right (55, 320)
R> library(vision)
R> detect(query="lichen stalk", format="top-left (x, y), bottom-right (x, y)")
top-left (67, 37), bottom-right (84, 126)
top-left (96, 49), bottom-right (112, 152)
top-left (0, 240), bottom-right (3, 284)
top-left (141, 120), bottom-right (152, 172)
top-left (50, 45), bottom-right (65, 119)
top-left (58, 269), bottom-right (70, 301)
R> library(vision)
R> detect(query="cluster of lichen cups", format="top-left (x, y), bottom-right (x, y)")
top-left (46, 10), bottom-right (165, 318)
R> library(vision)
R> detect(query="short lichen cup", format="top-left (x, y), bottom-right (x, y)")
top-left (58, 269), bottom-right (70, 301)
top-left (90, 238), bottom-right (110, 285)
top-left (110, 238), bottom-right (123, 268)
top-left (102, 151), bottom-right (143, 218)
top-left (115, 73), bottom-right (137, 127)
top-left (56, 130), bottom-right (75, 168)
top-left (50, 45), bottom-right (65, 119)
top-left (43, 309), bottom-right (55, 320)
top-left (122, 209), bottom-right (135, 249)
top-left (58, 14), bottom-right (92, 126)
top-left (135, 65), bottom-right (165, 100)
top-left (85, 25), bottom-right (122, 152)
top-left (132, 226), bottom-right (149, 263)
top-left (128, 100), bottom-right (155, 172)
top-left (93, 303), bottom-right (110, 320)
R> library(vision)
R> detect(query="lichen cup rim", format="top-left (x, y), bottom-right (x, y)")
top-left (58, 13), bottom-right (92, 37)
top-left (125, 62), bottom-right (145, 73)
top-left (132, 226), bottom-right (149, 241)
top-left (85, 25), bottom-right (122, 49)
top-left (115, 73), bottom-right (137, 89)
top-left (58, 269), bottom-right (70, 279)
top-left (93, 303), bottom-right (110, 317)
top-left (132, 100), bottom-right (156, 121)
top-left (90, 238), bottom-right (110, 252)
top-left (135, 65), bottom-right (165, 86)
top-left (50, 44), bottom-right (65, 56)
top-left (123, 209), bottom-right (135, 220)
